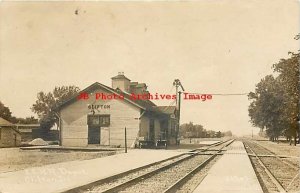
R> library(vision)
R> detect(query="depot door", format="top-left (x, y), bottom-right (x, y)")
top-left (88, 126), bottom-right (100, 144)
top-left (88, 115), bottom-right (101, 144)
top-left (88, 115), bottom-right (110, 145)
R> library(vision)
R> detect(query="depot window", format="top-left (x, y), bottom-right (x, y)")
top-left (88, 115), bottom-right (110, 127)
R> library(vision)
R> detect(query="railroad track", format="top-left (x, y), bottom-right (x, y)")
top-left (63, 139), bottom-right (234, 193)
top-left (244, 140), bottom-right (300, 193)
top-left (247, 141), bottom-right (300, 168)
top-left (163, 139), bottom-right (234, 193)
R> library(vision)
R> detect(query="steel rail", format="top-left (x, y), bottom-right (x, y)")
top-left (100, 152), bottom-right (198, 193)
top-left (62, 139), bottom-right (232, 193)
top-left (251, 141), bottom-right (299, 170)
top-left (189, 139), bottom-right (232, 152)
top-left (62, 153), bottom-right (186, 193)
top-left (244, 141), bottom-right (287, 193)
top-left (163, 139), bottom-right (235, 193)
top-left (98, 140), bottom-right (233, 193)
top-left (247, 154), bottom-right (300, 159)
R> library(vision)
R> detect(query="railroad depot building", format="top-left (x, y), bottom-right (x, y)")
top-left (57, 73), bottom-right (178, 147)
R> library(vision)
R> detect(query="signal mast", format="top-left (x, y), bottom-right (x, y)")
top-left (173, 79), bottom-right (185, 145)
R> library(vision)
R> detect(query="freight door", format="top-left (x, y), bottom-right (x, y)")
top-left (88, 126), bottom-right (100, 144)
top-left (88, 115), bottom-right (101, 144)
top-left (88, 115), bottom-right (110, 145)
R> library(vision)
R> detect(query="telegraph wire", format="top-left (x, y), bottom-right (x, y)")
top-left (184, 92), bottom-right (249, 96)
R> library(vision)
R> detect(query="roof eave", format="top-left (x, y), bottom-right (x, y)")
top-left (55, 82), bottom-right (147, 112)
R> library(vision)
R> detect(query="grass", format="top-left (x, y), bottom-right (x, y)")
top-left (0, 147), bottom-right (116, 173)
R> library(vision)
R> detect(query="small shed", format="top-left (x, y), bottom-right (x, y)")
top-left (16, 124), bottom-right (40, 142)
top-left (0, 117), bottom-right (21, 147)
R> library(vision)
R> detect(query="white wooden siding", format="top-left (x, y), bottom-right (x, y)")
top-left (60, 88), bottom-right (141, 147)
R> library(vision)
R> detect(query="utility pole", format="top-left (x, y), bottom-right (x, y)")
top-left (125, 127), bottom-right (127, 153)
top-left (178, 90), bottom-right (182, 132)
top-left (173, 79), bottom-right (185, 145)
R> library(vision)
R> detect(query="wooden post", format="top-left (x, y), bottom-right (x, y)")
top-left (125, 127), bottom-right (127, 153)
top-left (173, 79), bottom-right (184, 146)
top-left (177, 91), bottom-right (182, 146)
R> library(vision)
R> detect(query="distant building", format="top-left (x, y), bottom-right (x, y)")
top-left (57, 73), bottom-right (178, 147)
top-left (16, 124), bottom-right (40, 142)
top-left (0, 117), bottom-right (21, 147)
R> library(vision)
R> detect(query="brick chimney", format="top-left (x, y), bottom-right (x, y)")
top-left (111, 72), bottom-right (131, 92)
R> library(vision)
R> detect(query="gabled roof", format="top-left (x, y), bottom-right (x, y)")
top-left (0, 117), bottom-right (14, 127)
top-left (153, 106), bottom-right (177, 115)
top-left (56, 82), bottom-right (157, 112)
top-left (130, 82), bottom-right (138, 85)
top-left (130, 82), bottom-right (146, 87)
top-left (135, 83), bottom-right (147, 88)
top-left (0, 117), bottom-right (21, 134)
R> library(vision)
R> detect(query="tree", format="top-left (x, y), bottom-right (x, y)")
top-left (216, 131), bottom-right (222, 138)
top-left (273, 52), bottom-right (299, 144)
top-left (31, 86), bottom-right (80, 136)
top-left (224, 131), bottom-right (232, 137)
top-left (179, 122), bottom-right (195, 138)
top-left (0, 101), bottom-right (39, 124)
top-left (248, 75), bottom-right (286, 141)
top-left (248, 49), bottom-right (299, 144)
top-left (179, 122), bottom-right (226, 138)
top-left (0, 101), bottom-right (13, 121)
top-left (16, 116), bottom-right (39, 124)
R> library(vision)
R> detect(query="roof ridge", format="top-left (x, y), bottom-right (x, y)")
top-left (56, 82), bottom-right (158, 111)
top-left (0, 117), bottom-right (14, 126)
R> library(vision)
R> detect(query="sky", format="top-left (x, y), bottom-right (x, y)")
top-left (0, 0), bottom-right (299, 136)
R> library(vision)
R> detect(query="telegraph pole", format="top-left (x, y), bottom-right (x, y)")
top-left (173, 79), bottom-right (185, 145)
top-left (125, 127), bottom-right (127, 153)
top-left (178, 91), bottom-right (182, 129)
